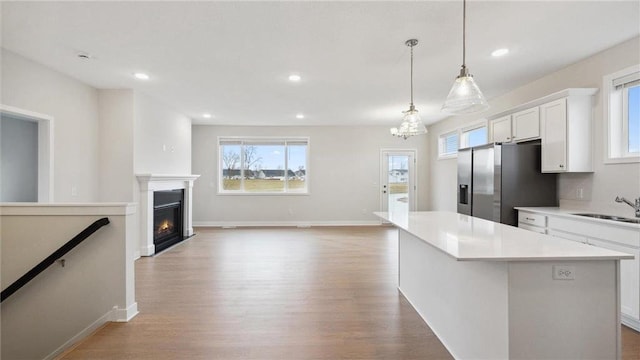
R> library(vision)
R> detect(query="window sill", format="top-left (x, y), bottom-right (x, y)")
top-left (438, 154), bottom-right (458, 160)
top-left (604, 156), bottom-right (640, 165)
top-left (217, 191), bottom-right (310, 196)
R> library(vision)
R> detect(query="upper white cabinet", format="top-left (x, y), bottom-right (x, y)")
top-left (487, 88), bottom-right (596, 173)
top-left (490, 108), bottom-right (539, 143)
top-left (490, 115), bottom-right (512, 143)
top-left (512, 107), bottom-right (540, 142)
top-left (541, 94), bottom-right (595, 172)
top-left (540, 99), bottom-right (568, 172)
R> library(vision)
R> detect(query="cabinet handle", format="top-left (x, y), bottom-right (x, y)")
top-left (559, 164), bottom-right (564, 168)
top-left (525, 217), bottom-right (535, 221)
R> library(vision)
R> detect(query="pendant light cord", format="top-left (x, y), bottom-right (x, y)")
top-left (462, 0), bottom-right (466, 68)
top-left (410, 43), bottom-right (414, 106)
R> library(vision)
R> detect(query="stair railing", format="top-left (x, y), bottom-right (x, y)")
top-left (1, 217), bottom-right (110, 303)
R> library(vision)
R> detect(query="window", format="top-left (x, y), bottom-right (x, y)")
top-left (460, 124), bottom-right (488, 149)
top-left (219, 138), bottom-right (309, 194)
top-left (604, 65), bottom-right (640, 163)
top-left (438, 131), bottom-right (459, 158)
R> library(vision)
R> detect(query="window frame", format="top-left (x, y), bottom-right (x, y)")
top-left (460, 121), bottom-right (488, 149)
top-left (217, 136), bottom-right (310, 195)
top-left (438, 130), bottom-right (459, 159)
top-left (604, 64), bottom-right (640, 164)
top-left (437, 121), bottom-right (488, 160)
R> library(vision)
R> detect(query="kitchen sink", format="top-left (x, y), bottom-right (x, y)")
top-left (573, 213), bottom-right (640, 224)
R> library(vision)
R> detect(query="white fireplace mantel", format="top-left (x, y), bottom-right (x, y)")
top-left (136, 174), bottom-right (200, 256)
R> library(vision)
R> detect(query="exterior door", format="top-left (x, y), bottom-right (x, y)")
top-left (381, 150), bottom-right (416, 217)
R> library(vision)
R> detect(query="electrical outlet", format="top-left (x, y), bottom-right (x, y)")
top-left (576, 188), bottom-right (584, 199)
top-left (553, 265), bottom-right (575, 280)
top-left (71, 186), bottom-right (78, 197)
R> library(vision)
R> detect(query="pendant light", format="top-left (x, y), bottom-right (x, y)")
top-left (390, 39), bottom-right (427, 140)
top-left (442, 0), bottom-right (489, 114)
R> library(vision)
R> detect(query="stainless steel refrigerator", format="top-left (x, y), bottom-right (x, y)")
top-left (457, 142), bottom-right (558, 226)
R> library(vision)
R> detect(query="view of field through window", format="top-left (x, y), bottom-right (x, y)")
top-left (220, 140), bottom-right (307, 193)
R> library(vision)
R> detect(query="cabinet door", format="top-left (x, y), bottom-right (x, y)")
top-left (512, 107), bottom-right (540, 141)
top-left (541, 98), bottom-right (567, 172)
top-left (547, 229), bottom-right (587, 244)
top-left (490, 116), bottom-right (512, 143)
top-left (518, 223), bottom-right (546, 234)
top-left (588, 238), bottom-right (640, 321)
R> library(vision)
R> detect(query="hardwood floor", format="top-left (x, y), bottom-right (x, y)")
top-left (59, 226), bottom-right (640, 360)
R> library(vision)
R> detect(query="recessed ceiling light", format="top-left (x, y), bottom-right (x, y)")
top-left (288, 74), bottom-right (301, 82)
top-left (491, 48), bottom-right (509, 57)
top-left (133, 72), bottom-right (150, 80)
top-left (203, 113), bottom-right (212, 119)
top-left (296, 113), bottom-right (305, 119)
top-left (76, 52), bottom-right (93, 60)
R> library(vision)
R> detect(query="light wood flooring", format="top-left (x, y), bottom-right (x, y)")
top-left (60, 226), bottom-right (640, 360)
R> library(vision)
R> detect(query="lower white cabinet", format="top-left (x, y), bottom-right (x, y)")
top-left (518, 209), bottom-right (640, 330)
top-left (588, 238), bottom-right (640, 321)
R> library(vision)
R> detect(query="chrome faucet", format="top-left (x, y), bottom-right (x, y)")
top-left (615, 196), bottom-right (640, 218)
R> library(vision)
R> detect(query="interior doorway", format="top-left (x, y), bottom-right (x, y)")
top-left (380, 149), bottom-right (417, 217)
top-left (0, 105), bottom-right (53, 202)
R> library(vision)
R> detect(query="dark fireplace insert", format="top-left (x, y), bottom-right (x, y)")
top-left (153, 189), bottom-right (184, 253)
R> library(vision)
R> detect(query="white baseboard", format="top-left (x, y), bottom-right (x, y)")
top-left (193, 220), bottom-right (381, 228)
top-left (140, 244), bottom-right (154, 257)
top-left (44, 303), bottom-right (139, 359)
top-left (622, 313), bottom-right (640, 332)
top-left (44, 309), bottom-right (113, 360)
top-left (112, 302), bottom-right (139, 322)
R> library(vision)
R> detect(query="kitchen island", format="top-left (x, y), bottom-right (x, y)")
top-left (375, 211), bottom-right (633, 359)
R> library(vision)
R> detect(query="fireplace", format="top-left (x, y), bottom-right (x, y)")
top-left (137, 174), bottom-right (199, 256)
top-left (153, 189), bottom-right (184, 253)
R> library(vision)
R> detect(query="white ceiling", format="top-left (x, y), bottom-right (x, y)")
top-left (1, 1), bottom-right (639, 126)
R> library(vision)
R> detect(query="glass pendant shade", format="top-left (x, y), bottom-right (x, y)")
top-left (442, 0), bottom-right (489, 115)
top-left (391, 39), bottom-right (428, 140)
top-left (442, 67), bottom-right (489, 114)
top-left (391, 106), bottom-right (427, 140)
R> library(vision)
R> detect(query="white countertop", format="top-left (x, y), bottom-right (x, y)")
top-left (375, 211), bottom-right (633, 261)
top-left (515, 206), bottom-right (640, 229)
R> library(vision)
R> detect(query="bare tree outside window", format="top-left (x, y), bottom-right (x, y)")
top-left (222, 151), bottom-right (239, 179)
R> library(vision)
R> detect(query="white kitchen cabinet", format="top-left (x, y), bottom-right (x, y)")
top-left (540, 92), bottom-right (595, 173)
top-left (486, 88), bottom-right (596, 171)
top-left (588, 238), bottom-right (640, 321)
top-left (517, 208), bottom-right (640, 331)
top-left (490, 115), bottom-right (512, 143)
top-left (512, 107), bottom-right (540, 142)
top-left (490, 108), bottom-right (540, 144)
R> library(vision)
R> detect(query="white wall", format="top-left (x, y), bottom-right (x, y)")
top-left (134, 92), bottom-right (192, 175)
top-left (192, 125), bottom-right (429, 225)
top-left (0, 115), bottom-right (38, 201)
top-left (1, 49), bottom-right (100, 202)
top-left (98, 90), bottom-right (135, 202)
top-left (427, 37), bottom-right (640, 217)
top-left (1, 204), bottom-right (137, 360)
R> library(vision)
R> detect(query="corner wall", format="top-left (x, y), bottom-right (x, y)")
top-left (427, 36), bottom-right (640, 217)
top-left (98, 89), bottom-right (135, 202)
top-left (192, 125), bottom-right (429, 225)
